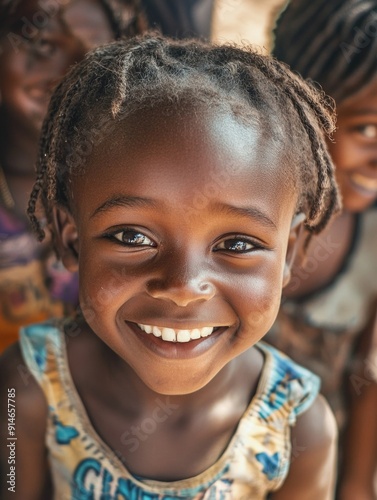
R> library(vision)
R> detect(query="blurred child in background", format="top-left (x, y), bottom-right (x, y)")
top-left (268, 0), bottom-right (377, 497)
top-left (0, 0), bottom-right (145, 351)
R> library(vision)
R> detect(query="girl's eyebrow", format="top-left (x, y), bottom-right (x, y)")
top-left (90, 196), bottom-right (277, 229)
top-left (90, 195), bottom-right (158, 218)
top-left (211, 202), bottom-right (277, 230)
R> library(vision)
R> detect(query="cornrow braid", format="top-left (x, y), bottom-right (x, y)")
top-left (205, 46), bottom-right (338, 231)
top-left (27, 35), bottom-right (341, 241)
top-left (272, 0), bottom-right (377, 104)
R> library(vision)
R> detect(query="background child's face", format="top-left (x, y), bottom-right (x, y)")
top-left (328, 78), bottom-right (377, 212)
top-left (0, 0), bottom-right (113, 142)
top-left (60, 105), bottom-right (299, 395)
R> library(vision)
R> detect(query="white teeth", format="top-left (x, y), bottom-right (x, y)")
top-left (152, 326), bottom-right (162, 337)
top-left (176, 330), bottom-right (191, 343)
top-left (161, 328), bottom-right (176, 341)
top-left (137, 324), bottom-right (216, 342)
top-left (200, 327), bottom-right (213, 337)
top-left (190, 328), bottom-right (201, 339)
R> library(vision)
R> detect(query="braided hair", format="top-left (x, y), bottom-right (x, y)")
top-left (0, 0), bottom-right (146, 39)
top-left (273, 0), bottom-right (377, 104)
top-left (27, 35), bottom-right (341, 241)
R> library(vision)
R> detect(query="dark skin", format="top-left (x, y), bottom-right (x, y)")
top-left (283, 79), bottom-right (377, 498)
top-left (66, 323), bottom-right (265, 480)
top-left (339, 383), bottom-right (377, 500)
top-left (0, 0), bottom-right (113, 217)
top-left (338, 310), bottom-right (377, 500)
top-left (0, 105), bottom-right (337, 498)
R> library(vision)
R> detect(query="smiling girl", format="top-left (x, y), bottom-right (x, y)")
top-left (0, 36), bottom-right (339, 499)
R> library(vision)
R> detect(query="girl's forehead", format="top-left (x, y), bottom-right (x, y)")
top-left (86, 104), bottom-right (283, 174)
top-left (71, 105), bottom-right (297, 226)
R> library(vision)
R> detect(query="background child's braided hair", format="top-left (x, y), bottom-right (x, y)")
top-left (272, 0), bottom-right (377, 104)
top-left (0, 0), bottom-right (146, 39)
top-left (27, 35), bottom-right (341, 241)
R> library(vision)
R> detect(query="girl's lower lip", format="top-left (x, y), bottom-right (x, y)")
top-left (125, 321), bottom-right (229, 360)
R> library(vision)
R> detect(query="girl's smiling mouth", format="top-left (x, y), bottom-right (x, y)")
top-left (125, 321), bottom-right (231, 360)
top-left (137, 323), bottom-right (221, 342)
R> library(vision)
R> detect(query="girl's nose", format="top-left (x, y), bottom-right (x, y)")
top-left (147, 264), bottom-right (216, 307)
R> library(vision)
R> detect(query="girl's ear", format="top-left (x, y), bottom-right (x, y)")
top-left (51, 206), bottom-right (79, 273)
top-left (282, 212), bottom-right (306, 288)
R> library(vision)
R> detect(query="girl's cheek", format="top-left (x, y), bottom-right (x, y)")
top-left (78, 260), bottom-right (124, 314)
top-left (79, 254), bottom-right (149, 314)
top-left (237, 267), bottom-right (284, 337)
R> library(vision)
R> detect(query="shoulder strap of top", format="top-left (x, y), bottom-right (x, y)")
top-left (257, 341), bottom-right (321, 425)
top-left (19, 321), bottom-right (68, 407)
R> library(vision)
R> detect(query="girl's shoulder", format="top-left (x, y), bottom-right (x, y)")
top-left (0, 340), bottom-right (48, 414)
top-left (271, 393), bottom-right (337, 499)
top-left (0, 340), bottom-right (52, 498)
top-left (5, 320), bottom-right (76, 422)
top-left (0, 321), bottom-right (57, 431)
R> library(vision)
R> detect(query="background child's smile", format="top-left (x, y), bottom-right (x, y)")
top-left (328, 77), bottom-right (377, 212)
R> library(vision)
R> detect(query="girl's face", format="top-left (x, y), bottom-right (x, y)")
top-left (328, 78), bottom-right (377, 212)
top-left (0, 0), bottom-right (113, 144)
top-left (59, 105), bottom-right (299, 395)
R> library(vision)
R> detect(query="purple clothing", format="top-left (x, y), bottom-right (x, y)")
top-left (0, 205), bottom-right (78, 349)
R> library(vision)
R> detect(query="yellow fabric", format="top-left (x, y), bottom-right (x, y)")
top-left (20, 320), bottom-right (320, 499)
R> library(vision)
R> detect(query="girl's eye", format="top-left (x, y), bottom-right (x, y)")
top-left (112, 230), bottom-right (155, 247)
top-left (356, 124), bottom-right (377, 139)
top-left (215, 238), bottom-right (256, 253)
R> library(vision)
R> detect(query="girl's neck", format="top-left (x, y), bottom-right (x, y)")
top-left (66, 319), bottom-right (264, 481)
top-left (67, 319), bottom-right (263, 416)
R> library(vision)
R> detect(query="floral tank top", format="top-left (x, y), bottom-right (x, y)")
top-left (20, 321), bottom-right (320, 499)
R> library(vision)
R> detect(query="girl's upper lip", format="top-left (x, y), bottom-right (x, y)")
top-left (127, 320), bottom-right (231, 330)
